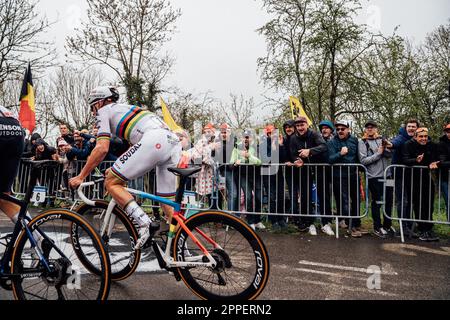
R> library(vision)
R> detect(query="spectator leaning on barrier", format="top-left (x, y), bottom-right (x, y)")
top-left (390, 119), bottom-right (419, 236)
top-left (33, 138), bottom-right (58, 207)
top-left (33, 138), bottom-right (57, 161)
top-left (358, 120), bottom-right (395, 238)
top-left (317, 119), bottom-right (335, 236)
top-left (231, 129), bottom-right (263, 230)
top-left (328, 120), bottom-right (366, 238)
top-left (22, 132), bottom-right (41, 158)
top-left (65, 130), bottom-right (92, 162)
top-left (402, 127), bottom-right (439, 242)
top-left (319, 120), bottom-right (335, 142)
top-left (437, 122), bottom-right (450, 219)
top-left (290, 116), bottom-right (332, 236)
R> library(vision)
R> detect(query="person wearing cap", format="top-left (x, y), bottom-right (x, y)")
top-left (402, 127), bottom-right (439, 241)
top-left (328, 119), bottom-right (364, 238)
top-left (318, 120), bottom-right (335, 142)
top-left (436, 122), bottom-right (450, 218)
top-left (212, 123), bottom-right (239, 212)
top-left (22, 132), bottom-right (42, 158)
top-left (358, 120), bottom-right (394, 238)
top-left (231, 130), bottom-right (263, 230)
top-left (289, 116), bottom-right (331, 236)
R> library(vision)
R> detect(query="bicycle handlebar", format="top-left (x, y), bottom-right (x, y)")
top-left (77, 178), bottom-right (104, 206)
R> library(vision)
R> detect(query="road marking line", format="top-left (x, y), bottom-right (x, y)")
top-left (298, 260), bottom-right (398, 275)
top-left (286, 276), bottom-right (399, 297)
top-left (295, 267), bottom-right (369, 281)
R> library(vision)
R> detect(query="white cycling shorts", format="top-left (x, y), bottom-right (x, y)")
top-left (110, 129), bottom-right (182, 198)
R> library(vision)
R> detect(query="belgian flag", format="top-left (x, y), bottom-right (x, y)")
top-left (19, 63), bottom-right (36, 133)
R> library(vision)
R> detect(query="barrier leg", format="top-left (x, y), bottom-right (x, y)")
top-left (399, 219), bottom-right (405, 243)
top-left (335, 217), bottom-right (339, 239)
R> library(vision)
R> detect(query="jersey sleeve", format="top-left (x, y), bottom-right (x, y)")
top-left (95, 106), bottom-right (112, 141)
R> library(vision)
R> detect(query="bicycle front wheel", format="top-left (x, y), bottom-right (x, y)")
top-left (11, 209), bottom-right (111, 300)
top-left (173, 211), bottom-right (270, 300)
top-left (74, 201), bottom-right (140, 281)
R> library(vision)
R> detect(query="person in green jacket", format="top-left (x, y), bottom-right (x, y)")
top-left (231, 130), bottom-right (263, 230)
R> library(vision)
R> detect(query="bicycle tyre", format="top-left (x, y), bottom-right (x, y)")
top-left (173, 210), bottom-right (270, 300)
top-left (10, 209), bottom-right (111, 300)
top-left (74, 200), bottom-right (140, 281)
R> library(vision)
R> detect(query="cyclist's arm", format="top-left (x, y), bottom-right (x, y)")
top-left (77, 139), bottom-right (110, 180)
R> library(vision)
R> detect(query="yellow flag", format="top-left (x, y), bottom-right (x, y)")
top-left (160, 97), bottom-right (183, 133)
top-left (289, 96), bottom-right (312, 125)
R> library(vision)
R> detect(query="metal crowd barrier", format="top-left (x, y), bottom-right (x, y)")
top-left (383, 165), bottom-right (450, 242)
top-left (13, 159), bottom-right (212, 211)
top-left (12, 159), bottom-right (449, 242)
top-left (215, 163), bottom-right (369, 238)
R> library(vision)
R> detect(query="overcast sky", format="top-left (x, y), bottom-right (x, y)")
top-left (37, 0), bottom-right (450, 120)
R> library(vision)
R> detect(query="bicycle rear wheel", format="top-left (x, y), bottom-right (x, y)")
top-left (173, 210), bottom-right (270, 300)
top-left (11, 209), bottom-right (111, 300)
top-left (74, 201), bottom-right (140, 281)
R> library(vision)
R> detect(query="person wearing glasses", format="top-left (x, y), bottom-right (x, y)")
top-left (328, 120), bottom-right (366, 238)
top-left (402, 127), bottom-right (439, 242)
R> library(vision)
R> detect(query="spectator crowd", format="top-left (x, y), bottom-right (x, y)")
top-left (18, 117), bottom-right (450, 242)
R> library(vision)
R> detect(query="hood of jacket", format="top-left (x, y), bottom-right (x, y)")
top-left (319, 120), bottom-right (335, 132)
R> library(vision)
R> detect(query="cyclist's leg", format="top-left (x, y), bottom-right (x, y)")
top-left (155, 138), bottom-right (182, 222)
top-left (107, 129), bottom-right (179, 247)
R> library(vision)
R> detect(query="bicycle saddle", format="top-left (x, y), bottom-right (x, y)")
top-left (167, 166), bottom-right (202, 177)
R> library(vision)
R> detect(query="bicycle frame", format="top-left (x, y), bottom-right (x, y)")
top-left (77, 181), bottom-right (222, 269)
top-left (0, 162), bottom-right (67, 279)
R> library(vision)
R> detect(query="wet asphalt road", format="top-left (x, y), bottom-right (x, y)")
top-left (104, 232), bottom-right (450, 300)
top-left (2, 213), bottom-right (448, 301)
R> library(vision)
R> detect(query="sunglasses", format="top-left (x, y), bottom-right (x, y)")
top-left (336, 128), bottom-right (347, 132)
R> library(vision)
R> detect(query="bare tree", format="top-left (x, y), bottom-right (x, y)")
top-left (49, 66), bottom-right (105, 131)
top-left (163, 89), bottom-right (220, 133)
top-left (219, 94), bottom-right (255, 130)
top-left (66, 0), bottom-right (181, 110)
top-left (0, 0), bottom-right (55, 85)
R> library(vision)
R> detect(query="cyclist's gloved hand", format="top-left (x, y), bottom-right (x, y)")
top-left (69, 175), bottom-right (84, 189)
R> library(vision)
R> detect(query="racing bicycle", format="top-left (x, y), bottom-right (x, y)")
top-left (73, 166), bottom-right (270, 300)
top-left (0, 160), bottom-right (110, 300)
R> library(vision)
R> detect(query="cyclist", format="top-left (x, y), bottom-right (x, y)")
top-left (0, 105), bottom-right (26, 221)
top-left (69, 87), bottom-right (182, 248)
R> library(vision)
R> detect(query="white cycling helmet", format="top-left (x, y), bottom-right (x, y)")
top-left (88, 86), bottom-right (119, 106)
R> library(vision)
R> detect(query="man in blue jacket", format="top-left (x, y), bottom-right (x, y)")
top-left (390, 119), bottom-right (419, 237)
top-left (328, 120), bottom-right (365, 238)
